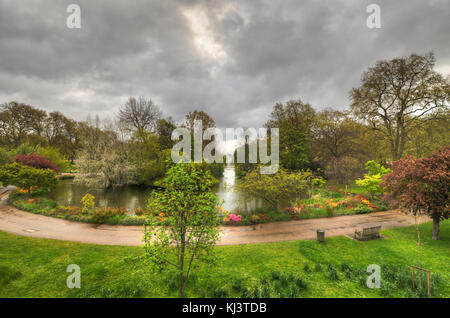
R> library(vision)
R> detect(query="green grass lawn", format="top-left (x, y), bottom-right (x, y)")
top-left (0, 220), bottom-right (449, 298)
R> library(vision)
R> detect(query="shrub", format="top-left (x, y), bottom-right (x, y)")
top-left (36, 147), bottom-right (71, 173)
top-left (271, 270), bottom-right (282, 280)
top-left (0, 147), bottom-right (11, 166)
top-left (314, 263), bottom-right (322, 272)
top-left (0, 163), bottom-right (58, 195)
top-left (236, 168), bottom-right (322, 212)
top-left (303, 263), bottom-right (311, 273)
top-left (294, 276), bottom-right (307, 290)
top-left (353, 206), bottom-right (374, 214)
top-left (231, 279), bottom-right (245, 292)
top-left (81, 193), bottom-right (95, 213)
top-left (356, 161), bottom-right (391, 197)
top-left (327, 264), bottom-right (340, 281)
top-left (91, 207), bottom-right (128, 223)
top-left (14, 154), bottom-right (59, 172)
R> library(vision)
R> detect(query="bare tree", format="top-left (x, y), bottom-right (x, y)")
top-left (118, 96), bottom-right (162, 132)
top-left (350, 52), bottom-right (450, 161)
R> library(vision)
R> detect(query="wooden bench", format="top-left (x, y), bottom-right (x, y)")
top-left (354, 226), bottom-right (381, 241)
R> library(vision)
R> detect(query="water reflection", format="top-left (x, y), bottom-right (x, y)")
top-left (50, 165), bottom-right (264, 214)
top-left (214, 165), bottom-right (263, 213)
top-left (49, 181), bottom-right (153, 212)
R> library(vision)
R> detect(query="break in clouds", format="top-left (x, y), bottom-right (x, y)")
top-left (0, 0), bottom-right (449, 128)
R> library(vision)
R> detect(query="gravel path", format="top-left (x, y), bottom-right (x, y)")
top-left (0, 194), bottom-right (427, 246)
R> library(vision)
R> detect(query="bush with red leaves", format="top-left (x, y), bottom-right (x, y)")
top-left (14, 154), bottom-right (59, 173)
top-left (381, 146), bottom-right (449, 240)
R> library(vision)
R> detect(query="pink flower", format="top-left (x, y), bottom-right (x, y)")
top-left (227, 213), bottom-right (242, 222)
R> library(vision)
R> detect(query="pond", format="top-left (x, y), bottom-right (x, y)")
top-left (49, 165), bottom-right (265, 214)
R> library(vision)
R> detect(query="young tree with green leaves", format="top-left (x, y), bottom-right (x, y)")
top-left (143, 163), bottom-right (221, 297)
top-left (235, 167), bottom-right (321, 211)
top-left (356, 160), bottom-right (392, 197)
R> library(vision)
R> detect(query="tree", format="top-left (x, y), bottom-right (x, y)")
top-left (350, 52), bottom-right (450, 161)
top-left (0, 102), bottom-right (46, 146)
top-left (404, 109), bottom-right (450, 158)
top-left (143, 163), bottom-right (221, 297)
top-left (326, 156), bottom-right (363, 185)
top-left (155, 117), bottom-right (177, 149)
top-left (265, 99), bottom-right (315, 170)
top-left (0, 163), bottom-right (58, 195)
top-left (75, 119), bottom-right (132, 188)
top-left (381, 147), bottom-right (449, 240)
top-left (235, 167), bottom-right (320, 211)
top-left (130, 128), bottom-right (169, 186)
top-left (118, 96), bottom-right (162, 132)
top-left (42, 111), bottom-right (80, 161)
top-left (184, 110), bottom-right (215, 133)
top-left (311, 109), bottom-right (369, 163)
top-left (184, 110), bottom-right (218, 162)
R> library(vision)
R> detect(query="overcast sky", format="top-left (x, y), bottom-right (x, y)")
top-left (0, 0), bottom-right (449, 128)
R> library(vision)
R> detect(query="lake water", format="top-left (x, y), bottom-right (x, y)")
top-left (49, 165), bottom-right (264, 214)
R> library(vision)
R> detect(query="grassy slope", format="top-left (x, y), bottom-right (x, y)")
top-left (0, 220), bottom-right (448, 298)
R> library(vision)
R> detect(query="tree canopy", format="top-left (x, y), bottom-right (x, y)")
top-left (350, 52), bottom-right (450, 161)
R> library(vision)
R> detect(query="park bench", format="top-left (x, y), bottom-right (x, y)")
top-left (354, 226), bottom-right (381, 241)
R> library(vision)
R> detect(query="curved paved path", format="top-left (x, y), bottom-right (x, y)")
top-left (0, 194), bottom-right (427, 246)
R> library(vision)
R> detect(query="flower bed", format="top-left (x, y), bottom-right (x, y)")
top-left (9, 192), bottom-right (148, 225)
top-left (285, 192), bottom-right (387, 220)
top-left (8, 184), bottom-right (393, 226)
top-left (221, 186), bottom-right (392, 226)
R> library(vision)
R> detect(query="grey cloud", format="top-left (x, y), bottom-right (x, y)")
top-left (0, 0), bottom-right (449, 128)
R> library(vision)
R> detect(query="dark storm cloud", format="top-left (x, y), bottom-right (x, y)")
top-left (0, 0), bottom-right (449, 128)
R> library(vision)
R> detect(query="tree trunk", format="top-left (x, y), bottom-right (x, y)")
top-left (179, 233), bottom-right (186, 297)
top-left (432, 216), bottom-right (440, 240)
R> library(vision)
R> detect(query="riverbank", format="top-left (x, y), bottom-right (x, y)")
top-left (0, 192), bottom-right (428, 245)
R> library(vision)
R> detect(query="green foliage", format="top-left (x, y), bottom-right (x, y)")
top-left (236, 167), bottom-right (320, 211)
top-left (365, 160), bottom-right (391, 176)
top-left (0, 163), bottom-right (57, 195)
top-left (0, 147), bottom-right (11, 165)
top-left (265, 99), bottom-right (315, 170)
top-left (131, 129), bottom-right (170, 186)
top-left (36, 147), bottom-right (71, 173)
top-left (6, 143), bottom-right (38, 157)
top-left (356, 160), bottom-right (391, 196)
top-left (91, 207), bottom-right (128, 224)
top-left (207, 162), bottom-right (225, 179)
top-left (81, 193), bottom-right (95, 213)
top-left (143, 162), bottom-right (221, 297)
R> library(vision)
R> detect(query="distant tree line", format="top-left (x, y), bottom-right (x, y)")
top-left (0, 52), bottom-right (448, 187)
top-left (0, 97), bottom-right (223, 188)
top-left (237, 52), bottom-right (449, 183)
